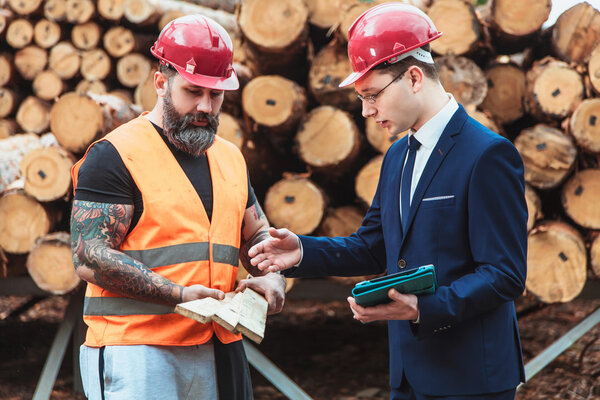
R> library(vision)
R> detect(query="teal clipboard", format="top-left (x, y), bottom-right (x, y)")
top-left (352, 264), bottom-right (437, 307)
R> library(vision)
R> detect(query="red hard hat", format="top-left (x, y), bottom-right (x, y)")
top-left (339, 3), bottom-right (442, 87)
top-left (151, 15), bottom-right (239, 91)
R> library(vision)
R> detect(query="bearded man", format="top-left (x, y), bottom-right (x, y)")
top-left (70, 15), bottom-right (285, 400)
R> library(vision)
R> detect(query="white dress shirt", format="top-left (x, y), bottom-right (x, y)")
top-left (400, 94), bottom-right (459, 217)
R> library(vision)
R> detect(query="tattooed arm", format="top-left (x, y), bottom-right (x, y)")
top-left (70, 200), bottom-right (224, 306)
top-left (238, 201), bottom-right (286, 314)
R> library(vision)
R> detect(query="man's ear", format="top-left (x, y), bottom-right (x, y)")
top-left (408, 66), bottom-right (425, 94)
top-left (154, 71), bottom-right (168, 97)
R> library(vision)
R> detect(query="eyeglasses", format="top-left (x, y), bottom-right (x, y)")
top-left (357, 71), bottom-right (406, 104)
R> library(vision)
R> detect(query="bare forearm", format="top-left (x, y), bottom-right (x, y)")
top-left (74, 242), bottom-right (184, 306)
top-left (70, 200), bottom-right (183, 306)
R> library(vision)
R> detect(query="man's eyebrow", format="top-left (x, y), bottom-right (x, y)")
top-left (356, 87), bottom-right (376, 94)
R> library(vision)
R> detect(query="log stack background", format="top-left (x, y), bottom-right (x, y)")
top-left (0, 0), bottom-right (599, 304)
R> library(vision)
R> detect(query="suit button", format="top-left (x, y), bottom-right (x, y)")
top-left (398, 259), bottom-right (407, 268)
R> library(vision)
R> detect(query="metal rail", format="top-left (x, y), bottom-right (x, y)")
top-left (518, 307), bottom-right (600, 390)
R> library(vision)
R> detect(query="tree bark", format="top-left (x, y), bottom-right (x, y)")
top-left (26, 231), bottom-right (80, 294)
top-left (526, 221), bottom-right (587, 303)
top-left (561, 169), bottom-right (600, 230)
top-left (514, 124), bottom-right (577, 190)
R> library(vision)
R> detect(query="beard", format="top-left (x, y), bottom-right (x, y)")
top-left (162, 86), bottom-right (220, 156)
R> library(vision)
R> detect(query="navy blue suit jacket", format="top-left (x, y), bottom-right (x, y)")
top-left (287, 106), bottom-right (527, 396)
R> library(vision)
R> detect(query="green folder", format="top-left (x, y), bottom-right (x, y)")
top-left (352, 264), bottom-right (437, 307)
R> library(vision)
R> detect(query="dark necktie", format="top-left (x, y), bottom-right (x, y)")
top-left (401, 137), bottom-right (421, 235)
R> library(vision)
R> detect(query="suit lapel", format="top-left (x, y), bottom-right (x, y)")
top-left (399, 106), bottom-right (468, 248)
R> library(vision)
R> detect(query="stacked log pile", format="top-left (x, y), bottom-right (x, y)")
top-left (0, 0), bottom-right (599, 303)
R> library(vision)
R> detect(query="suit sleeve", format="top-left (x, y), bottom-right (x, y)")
top-left (416, 138), bottom-right (527, 337)
top-left (285, 164), bottom-right (388, 279)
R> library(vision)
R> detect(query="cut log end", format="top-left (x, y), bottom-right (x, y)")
top-left (72, 21), bottom-right (101, 50)
top-left (526, 221), bottom-right (587, 303)
top-left (480, 63), bottom-right (526, 125)
top-left (437, 55), bottom-right (487, 108)
top-left (116, 53), bottom-right (152, 88)
top-left (355, 155), bottom-right (383, 207)
top-left (264, 177), bottom-right (326, 235)
top-left (216, 113), bottom-right (244, 150)
top-left (16, 96), bottom-right (51, 134)
top-left (514, 124), bottom-right (577, 190)
top-left (32, 70), bottom-right (65, 101)
top-left (296, 106), bottom-right (360, 172)
top-left (34, 19), bottom-right (61, 49)
top-left (569, 99), bottom-right (600, 153)
top-left (491, 0), bottom-right (551, 37)
top-left (97, 0), bottom-right (126, 21)
top-left (428, 0), bottom-right (479, 56)
top-left (0, 190), bottom-right (55, 254)
top-left (239, 0), bottom-right (309, 52)
top-left (80, 49), bottom-right (111, 82)
top-left (561, 169), bottom-right (600, 230)
top-left (50, 92), bottom-right (103, 153)
top-left (242, 75), bottom-right (306, 130)
top-left (365, 118), bottom-right (405, 153)
top-left (552, 2), bottom-right (600, 65)
top-left (66, 0), bottom-right (95, 24)
top-left (6, 18), bottom-right (34, 49)
top-left (49, 41), bottom-right (81, 80)
top-left (44, 0), bottom-right (68, 22)
top-left (14, 45), bottom-right (48, 81)
top-left (524, 184), bottom-right (542, 232)
top-left (26, 231), bottom-right (80, 294)
top-left (8, 0), bottom-right (43, 16)
top-left (20, 146), bottom-right (74, 202)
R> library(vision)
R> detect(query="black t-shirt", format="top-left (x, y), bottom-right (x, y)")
top-left (74, 122), bottom-right (256, 232)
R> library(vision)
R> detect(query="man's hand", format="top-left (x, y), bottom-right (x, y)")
top-left (181, 284), bottom-right (225, 303)
top-left (347, 289), bottom-right (419, 323)
top-left (236, 272), bottom-right (286, 315)
top-left (248, 227), bottom-right (302, 273)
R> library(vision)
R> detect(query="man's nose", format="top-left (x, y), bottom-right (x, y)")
top-left (362, 101), bottom-right (376, 118)
top-left (196, 93), bottom-right (212, 114)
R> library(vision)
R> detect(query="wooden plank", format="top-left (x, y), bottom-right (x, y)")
top-left (236, 288), bottom-right (267, 344)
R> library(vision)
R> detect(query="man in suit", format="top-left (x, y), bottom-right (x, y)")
top-left (248, 3), bottom-right (527, 399)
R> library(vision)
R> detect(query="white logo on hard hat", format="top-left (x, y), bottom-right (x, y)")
top-left (185, 58), bottom-right (196, 74)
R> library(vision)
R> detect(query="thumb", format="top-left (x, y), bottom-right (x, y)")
top-left (207, 288), bottom-right (225, 300)
top-left (388, 288), bottom-right (403, 302)
top-left (269, 227), bottom-right (289, 239)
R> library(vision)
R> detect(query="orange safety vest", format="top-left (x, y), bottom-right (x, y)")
top-left (72, 114), bottom-right (247, 347)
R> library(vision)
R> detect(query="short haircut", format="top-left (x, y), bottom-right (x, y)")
top-left (373, 44), bottom-right (438, 81)
top-left (159, 63), bottom-right (178, 82)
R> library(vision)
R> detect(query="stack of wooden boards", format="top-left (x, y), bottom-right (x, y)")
top-left (0, 0), bottom-right (599, 305)
top-left (175, 288), bottom-right (268, 344)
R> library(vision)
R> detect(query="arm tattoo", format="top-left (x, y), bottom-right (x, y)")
top-left (240, 230), bottom-right (271, 276)
top-left (70, 200), bottom-right (183, 305)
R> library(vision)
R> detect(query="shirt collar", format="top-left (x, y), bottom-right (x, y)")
top-left (409, 94), bottom-right (459, 150)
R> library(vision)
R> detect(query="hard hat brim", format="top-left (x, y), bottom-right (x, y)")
top-left (339, 70), bottom-right (366, 88)
top-left (172, 63), bottom-right (240, 91)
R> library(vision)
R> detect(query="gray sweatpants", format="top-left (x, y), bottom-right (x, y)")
top-left (80, 343), bottom-right (219, 400)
